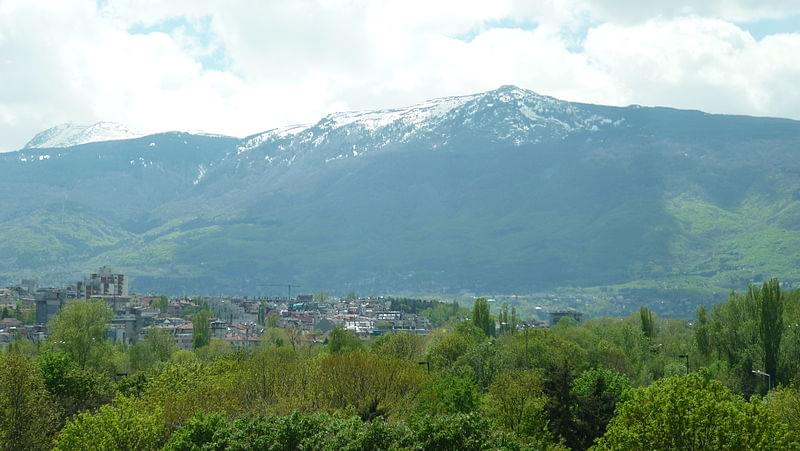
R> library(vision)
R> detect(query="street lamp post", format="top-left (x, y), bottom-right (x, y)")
top-left (752, 369), bottom-right (772, 391)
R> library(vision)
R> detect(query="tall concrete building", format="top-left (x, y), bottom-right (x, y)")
top-left (35, 288), bottom-right (67, 325)
top-left (80, 266), bottom-right (128, 298)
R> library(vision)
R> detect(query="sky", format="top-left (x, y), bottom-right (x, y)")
top-left (1, 0), bottom-right (799, 151)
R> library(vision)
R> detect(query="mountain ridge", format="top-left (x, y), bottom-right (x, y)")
top-left (3, 86), bottom-right (800, 316)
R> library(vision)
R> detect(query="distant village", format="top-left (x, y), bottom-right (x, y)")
top-left (0, 266), bottom-right (586, 348)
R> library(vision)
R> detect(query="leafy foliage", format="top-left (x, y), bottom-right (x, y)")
top-left (192, 309), bottom-right (211, 350)
top-left (37, 351), bottom-right (116, 423)
top-left (11, 280), bottom-right (800, 448)
top-left (53, 396), bottom-right (165, 451)
top-left (0, 351), bottom-right (58, 451)
top-left (47, 299), bottom-right (115, 371)
top-left (471, 297), bottom-right (495, 337)
top-left (595, 372), bottom-right (798, 450)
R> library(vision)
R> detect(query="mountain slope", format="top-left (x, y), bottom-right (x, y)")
top-left (2, 86), bottom-right (800, 314)
top-left (24, 122), bottom-right (145, 149)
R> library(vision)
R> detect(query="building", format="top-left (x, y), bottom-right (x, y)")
top-left (80, 266), bottom-right (128, 298)
top-left (0, 288), bottom-right (18, 306)
top-left (20, 279), bottom-right (38, 295)
top-left (35, 288), bottom-right (68, 325)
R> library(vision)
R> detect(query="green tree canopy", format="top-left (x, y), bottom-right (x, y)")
top-left (595, 371), bottom-right (796, 450)
top-left (570, 368), bottom-right (630, 450)
top-left (48, 299), bottom-right (113, 369)
top-left (0, 351), bottom-right (58, 451)
top-left (327, 326), bottom-right (362, 354)
top-left (192, 309), bottom-right (211, 350)
top-left (53, 397), bottom-right (165, 451)
top-left (37, 351), bottom-right (116, 423)
top-left (472, 297), bottom-right (495, 337)
top-left (129, 327), bottom-right (178, 372)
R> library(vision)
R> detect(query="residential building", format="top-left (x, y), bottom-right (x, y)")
top-left (80, 266), bottom-right (128, 298)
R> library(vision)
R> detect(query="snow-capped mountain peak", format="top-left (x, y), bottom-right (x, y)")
top-left (24, 122), bottom-right (144, 149)
top-left (235, 85), bottom-right (624, 165)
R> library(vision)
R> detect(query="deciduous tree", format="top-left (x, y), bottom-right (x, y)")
top-left (472, 297), bottom-right (495, 337)
top-left (0, 352), bottom-right (58, 451)
top-left (192, 309), bottom-right (211, 349)
top-left (48, 299), bottom-right (113, 369)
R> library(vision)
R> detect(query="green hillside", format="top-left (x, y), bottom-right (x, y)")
top-left (2, 87), bottom-right (800, 317)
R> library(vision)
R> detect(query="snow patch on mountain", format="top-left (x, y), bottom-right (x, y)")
top-left (235, 85), bottom-right (625, 168)
top-left (24, 122), bottom-right (143, 149)
top-left (237, 124), bottom-right (310, 154)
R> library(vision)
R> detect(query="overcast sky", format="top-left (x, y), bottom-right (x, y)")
top-left (1, 0), bottom-right (799, 151)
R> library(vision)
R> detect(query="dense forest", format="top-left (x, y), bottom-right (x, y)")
top-left (3, 279), bottom-right (800, 450)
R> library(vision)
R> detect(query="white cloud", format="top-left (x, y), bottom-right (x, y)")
top-left (0, 0), bottom-right (799, 151)
top-left (583, 17), bottom-right (800, 117)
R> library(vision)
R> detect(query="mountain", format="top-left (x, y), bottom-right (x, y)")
top-left (2, 85), bottom-right (800, 315)
top-left (23, 122), bottom-right (145, 149)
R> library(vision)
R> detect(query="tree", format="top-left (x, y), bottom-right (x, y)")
top-left (484, 369), bottom-right (552, 444)
top-left (498, 303), bottom-right (517, 335)
top-left (0, 351), bottom-right (58, 451)
top-left (472, 297), bottom-right (495, 337)
top-left (37, 351), bottom-right (116, 422)
top-left (695, 305), bottom-right (710, 358)
top-left (156, 296), bottom-right (168, 314)
top-left (405, 412), bottom-right (535, 450)
top-left (415, 374), bottom-right (481, 416)
top-left (595, 372), bottom-right (795, 450)
top-left (639, 306), bottom-right (655, 339)
top-left (161, 413), bottom-right (228, 450)
top-left (48, 299), bottom-right (113, 369)
top-left (758, 278), bottom-right (783, 386)
top-left (425, 322), bottom-right (483, 371)
top-left (767, 386), bottom-right (800, 436)
top-left (570, 368), bottom-right (630, 450)
top-left (196, 338), bottom-right (233, 362)
top-left (192, 309), bottom-right (211, 349)
top-left (327, 326), bottom-right (362, 354)
top-left (511, 306), bottom-right (518, 333)
top-left (129, 328), bottom-right (177, 372)
top-left (708, 290), bottom-right (761, 395)
top-left (286, 324), bottom-right (303, 351)
top-left (257, 301), bottom-right (266, 326)
top-left (371, 332), bottom-right (425, 360)
top-left (499, 303), bottom-right (509, 334)
top-left (53, 397), bottom-right (165, 451)
top-left (165, 412), bottom-right (405, 451)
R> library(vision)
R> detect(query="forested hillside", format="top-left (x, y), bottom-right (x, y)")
top-left (3, 86), bottom-right (800, 313)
